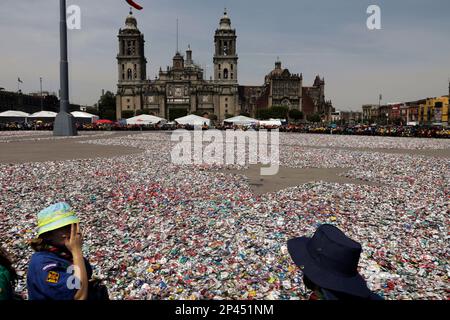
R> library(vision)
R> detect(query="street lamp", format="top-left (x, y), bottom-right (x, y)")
top-left (54, 0), bottom-right (77, 136)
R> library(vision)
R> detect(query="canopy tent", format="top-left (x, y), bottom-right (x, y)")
top-left (95, 119), bottom-right (114, 125)
top-left (223, 115), bottom-right (258, 126)
top-left (259, 119), bottom-right (282, 127)
top-left (71, 111), bottom-right (99, 124)
top-left (175, 114), bottom-right (211, 126)
top-left (126, 114), bottom-right (167, 125)
top-left (0, 110), bottom-right (30, 123)
top-left (71, 111), bottom-right (99, 119)
top-left (0, 110), bottom-right (30, 118)
top-left (28, 111), bottom-right (57, 118)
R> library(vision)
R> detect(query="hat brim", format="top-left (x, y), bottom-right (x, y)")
top-left (287, 237), bottom-right (372, 298)
top-left (37, 216), bottom-right (79, 236)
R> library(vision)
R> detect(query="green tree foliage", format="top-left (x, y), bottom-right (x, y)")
top-left (256, 109), bottom-right (272, 120)
top-left (98, 91), bottom-right (116, 120)
top-left (85, 107), bottom-right (99, 115)
top-left (256, 106), bottom-right (289, 120)
top-left (169, 108), bottom-right (188, 121)
top-left (270, 106), bottom-right (289, 119)
top-left (121, 110), bottom-right (134, 119)
top-left (307, 113), bottom-right (322, 123)
top-left (288, 109), bottom-right (303, 121)
top-left (136, 108), bottom-right (151, 116)
top-left (239, 112), bottom-right (251, 117)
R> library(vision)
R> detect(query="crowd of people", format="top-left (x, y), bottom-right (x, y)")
top-left (1, 120), bottom-right (449, 138)
top-left (282, 124), bottom-right (450, 138)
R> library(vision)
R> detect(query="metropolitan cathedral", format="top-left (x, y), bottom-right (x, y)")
top-left (116, 9), bottom-right (333, 121)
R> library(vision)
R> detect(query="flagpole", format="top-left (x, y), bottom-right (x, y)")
top-left (54, 0), bottom-right (77, 136)
top-left (40, 77), bottom-right (44, 111)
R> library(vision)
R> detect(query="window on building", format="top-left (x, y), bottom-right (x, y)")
top-left (231, 64), bottom-right (233, 71)
top-left (224, 69), bottom-right (229, 79)
top-left (219, 64), bottom-right (221, 70)
top-left (225, 98), bottom-right (228, 102)
top-left (219, 73), bottom-right (221, 79)
top-left (231, 73), bottom-right (234, 80)
top-left (127, 69), bottom-right (132, 80)
top-left (127, 41), bottom-right (132, 55)
top-left (122, 73), bottom-right (125, 80)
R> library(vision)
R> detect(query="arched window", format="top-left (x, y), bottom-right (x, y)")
top-left (223, 69), bottom-right (229, 79)
top-left (127, 41), bottom-right (132, 55)
top-left (127, 69), bottom-right (132, 80)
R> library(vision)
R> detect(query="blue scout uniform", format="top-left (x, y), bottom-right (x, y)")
top-left (27, 251), bottom-right (92, 300)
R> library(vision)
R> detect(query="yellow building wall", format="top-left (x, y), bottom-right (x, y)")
top-left (419, 96), bottom-right (448, 124)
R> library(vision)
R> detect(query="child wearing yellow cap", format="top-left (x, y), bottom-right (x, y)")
top-left (27, 202), bottom-right (91, 300)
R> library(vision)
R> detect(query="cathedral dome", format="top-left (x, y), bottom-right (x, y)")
top-left (219, 9), bottom-right (232, 30)
top-left (268, 60), bottom-right (284, 77)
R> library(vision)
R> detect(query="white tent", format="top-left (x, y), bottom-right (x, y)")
top-left (224, 115), bottom-right (258, 126)
top-left (71, 111), bottom-right (99, 120)
top-left (259, 119), bottom-right (282, 127)
top-left (126, 114), bottom-right (166, 125)
top-left (28, 111), bottom-right (57, 118)
top-left (175, 114), bottom-right (211, 126)
top-left (0, 110), bottom-right (30, 118)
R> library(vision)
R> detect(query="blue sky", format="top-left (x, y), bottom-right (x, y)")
top-left (0, 0), bottom-right (449, 110)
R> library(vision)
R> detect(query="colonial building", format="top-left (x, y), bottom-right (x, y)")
top-left (239, 61), bottom-right (333, 119)
top-left (116, 9), bottom-right (332, 121)
top-left (116, 10), bottom-right (239, 121)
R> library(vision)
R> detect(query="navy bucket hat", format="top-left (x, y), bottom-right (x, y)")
top-left (287, 224), bottom-right (373, 298)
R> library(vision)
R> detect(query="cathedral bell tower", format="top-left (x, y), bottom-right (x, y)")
top-left (213, 9), bottom-right (238, 83)
top-left (116, 10), bottom-right (147, 119)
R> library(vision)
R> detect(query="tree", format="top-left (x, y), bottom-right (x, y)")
top-left (288, 109), bottom-right (303, 121)
top-left (85, 107), bottom-right (99, 115)
top-left (169, 108), bottom-right (188, 121)
top-left (121, 110), bottom-right (134, 119)
top-left (270, 106), bottom-right (289, 119)
top-left (136, 108), bottom-right (151, 116)
top-left (192, 110), bottom-right (205, 116)
top-left (240, 112), bottom-right (251, 117)
top-left (225, 113), bottom-right (234, 119)
top-left (256, 109), bottom-right (272, 120)
top-left (98, 91), bottom-right (116, 120)
top-left (307, 113), bottom-right (322, 123)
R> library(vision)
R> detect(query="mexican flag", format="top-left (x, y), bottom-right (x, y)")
top-left (126, 0), bottom-right (143, 10)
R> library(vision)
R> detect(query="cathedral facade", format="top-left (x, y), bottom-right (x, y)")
top-left (116, 10), bottom-right (333, 122)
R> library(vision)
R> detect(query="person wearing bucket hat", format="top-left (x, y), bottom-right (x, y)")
top-left (27, 202), bottom-right (91, 300)
top-left (287, 224), bottom-right (383, 300)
